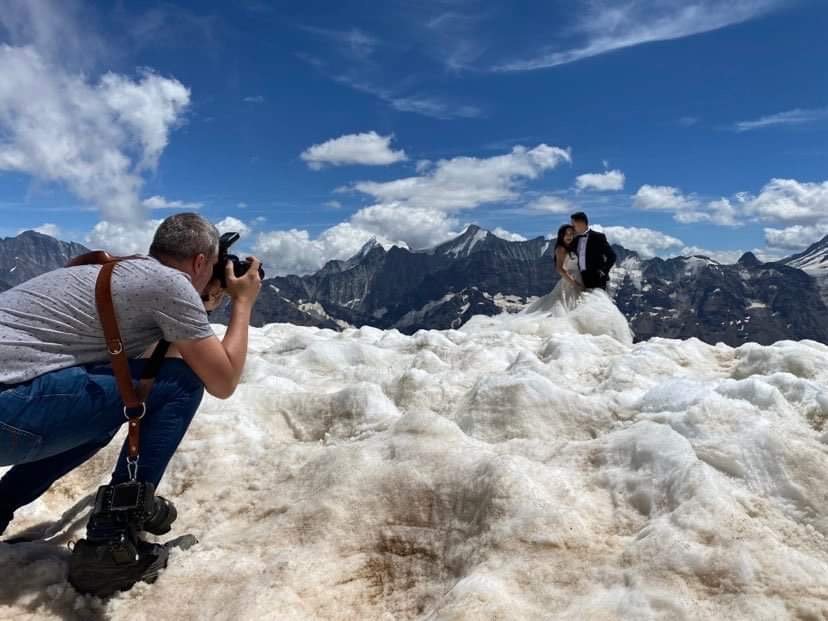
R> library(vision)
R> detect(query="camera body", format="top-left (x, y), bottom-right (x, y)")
top-left (213, 232), bottom-right (265, 288)
top-left (95, 481), bottom-right (157, 524)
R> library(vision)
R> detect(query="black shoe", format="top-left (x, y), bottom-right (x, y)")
top-left (143, 496), bottom-right (177, 536)
top-left (68, 536), bottom-right (169, 597)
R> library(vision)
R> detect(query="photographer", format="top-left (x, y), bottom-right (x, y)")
top-left (0, 213), bottom-right (261, 594)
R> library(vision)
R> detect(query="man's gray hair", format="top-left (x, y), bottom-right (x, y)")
top-left (149, 213), bottom-right (219, 261)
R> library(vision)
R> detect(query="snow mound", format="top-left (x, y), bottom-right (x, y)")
top-left (2, 294), bottom-right (828, 620)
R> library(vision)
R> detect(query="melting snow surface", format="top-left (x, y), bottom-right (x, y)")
top-left (2, 292), bottom-right (828, 619)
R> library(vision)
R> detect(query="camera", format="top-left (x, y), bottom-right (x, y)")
top-left (213, 232), bottom-right (265, 288)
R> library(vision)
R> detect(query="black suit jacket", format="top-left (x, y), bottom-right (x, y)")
top-left (578, 230), bottom-right (616, 289)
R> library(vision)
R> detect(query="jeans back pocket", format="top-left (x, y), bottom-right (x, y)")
top-left (0, 420), bottom-right (42, 466)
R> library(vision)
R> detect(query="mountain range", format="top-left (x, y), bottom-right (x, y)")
top-left (2, 227), bottom-right (827, 346)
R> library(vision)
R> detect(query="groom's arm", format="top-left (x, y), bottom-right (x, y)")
top-left (599, 233), bottom-right (616, 271)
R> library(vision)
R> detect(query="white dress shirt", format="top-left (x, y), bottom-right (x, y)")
top-left (577, 229), bottom-right (590, 272)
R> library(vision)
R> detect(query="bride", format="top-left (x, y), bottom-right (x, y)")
top-left (526, 224), bottom-right (583, 315)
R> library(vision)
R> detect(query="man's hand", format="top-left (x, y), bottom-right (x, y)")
top-left (225, 257), bottom-right (262, 304)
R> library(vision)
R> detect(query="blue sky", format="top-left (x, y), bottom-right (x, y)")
top-left (0, 0), bottom-right (826, 274)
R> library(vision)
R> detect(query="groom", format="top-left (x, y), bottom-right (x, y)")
top-left (571, 212), bottom-right (616, 290)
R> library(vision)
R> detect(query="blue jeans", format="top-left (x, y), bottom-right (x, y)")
top-left (0, 359), bottom-right (204, 519)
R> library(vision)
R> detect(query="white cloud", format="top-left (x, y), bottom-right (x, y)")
top-left (575, 169), bottom-right (625, 192)
top-left (324, 200), bottom-right (343, 209)
top-left (764, 224), bottom-right (828, 251)
top-left (215, 216), bottom-right (251, 238)
top-left (633, 185), bottom-right (698, 212)
top-left (142, 195), bottom-right (203, 210)
top-left (705, 198), bottom-right (741, 227)
top-left (253, 223), bottom-right (405, 276)
top-left (301, 131), bottom-right (407, 170)
top-left (350, 204), bottom-right (458, 250)
top-left (734, 107), bottom-right (828, 132)
top-left (593, 225), bottom-right (684, 257)
top-left (237, 202), bottom-right (248, 209)
top-left (354, 144), bottom-right (571, 211)
top-left (525, 195), bottom-right (572, 213)
top-left (492, 227), bottom-right (527, 242)
top-left (0, 45), bottom-right (189, 222)
top-left (742, 178), bottom-right (828, 223)
top-left (633, 185), bottom-right (741, 227)
top-left (243, 95), bottom-right (265, 104)
top-left (86, 219), bottom-right (163, 255)
top-left (495, 0), bottom-right (782, 71)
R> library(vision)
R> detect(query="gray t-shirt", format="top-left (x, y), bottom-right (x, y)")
top-left (0, 256), bottom-right (215, 384)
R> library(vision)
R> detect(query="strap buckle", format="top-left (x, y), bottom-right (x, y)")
top-left (123, 403), bottom-right (146, 421)
top-left (126, 456), bottom-right (139, 482)
top-left (108, 339), bottom-right (124, 355)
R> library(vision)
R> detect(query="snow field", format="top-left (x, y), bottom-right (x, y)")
top-left (2, 292), bottom-right (828, 620)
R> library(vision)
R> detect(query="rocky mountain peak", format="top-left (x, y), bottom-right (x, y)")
top-left (738, 252), bottom-right (762, 268)
top-left (429, 225), bottom-right (491, 257)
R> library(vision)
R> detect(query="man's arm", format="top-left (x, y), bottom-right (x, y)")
top-left (600, 234), bottom-right (617, 271)
top-left (176, 259), bottom-right (261, 399)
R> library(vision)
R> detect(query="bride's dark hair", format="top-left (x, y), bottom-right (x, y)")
top-left (554, 224), bottom-right (576, 252)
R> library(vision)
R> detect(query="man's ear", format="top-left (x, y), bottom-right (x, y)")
top-left (193, 253), bottom-right (207, 272)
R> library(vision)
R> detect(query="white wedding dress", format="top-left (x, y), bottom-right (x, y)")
top-left (525, 252), bottom-right (583, 315)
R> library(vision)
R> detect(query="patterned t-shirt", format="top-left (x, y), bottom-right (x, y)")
top-left (0, 256), bottom-right (214, 384)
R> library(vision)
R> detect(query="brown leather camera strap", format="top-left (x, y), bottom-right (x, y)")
top-left (79, 253), bottom-right (172, 479)
top-left (95, 261), bottom-right (145, 463)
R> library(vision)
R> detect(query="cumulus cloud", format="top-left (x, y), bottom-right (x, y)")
top-left (354, 144), bottom-right (571, 211)
top-left (215, 216), bottom-right (251, 238)
top-left (763, 223), bottom-right (828, 251)
top-left (742, 178), bottom-right (828, 223)
top-left (350, 204), bottom-right (459, 250)
top-left (253, 222), bottom-right (406, 276)
top-left (0, 45), bottom-right (190, 222)
top-left (734, 107), bottom-right (828, 132)
top-left (525, 195), bottom-right (573, 213)
top-left (85, 219), bottom-right (163, 255)
top-left (633, 185), bottom-right (698, 212)
top-left (495, 0), bottom-right (782, 71)
top-left (301, 131), bottom-right (407, 169)
top-left (142, 195), bottom-right (203, 210)
top-left (593, 225), bottom-right (684, 257)
top-left (575, 169), bottom-right (625, 192)
top-left (633, 185), bottom-right (741, 227)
